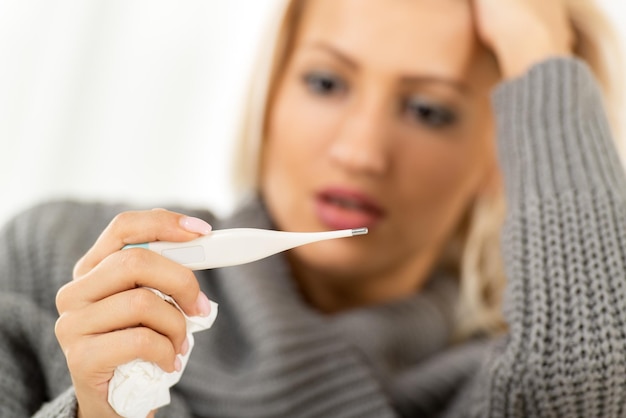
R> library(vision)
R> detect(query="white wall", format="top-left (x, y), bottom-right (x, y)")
top-left (1, 0), bottom-right (625, 227)
top-left (0, 0), bottom-right (282, 225)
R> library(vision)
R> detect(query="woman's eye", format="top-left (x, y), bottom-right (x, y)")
top-left (302, 72), bottom-right (346, 96)
top-left (403, 97), bottom-right (457, 128)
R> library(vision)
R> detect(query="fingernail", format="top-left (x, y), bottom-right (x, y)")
top-left (174, 356), bottom-right (182, 372)
top-left (180, 216), bottom-right (212, 235)
top-left (195, 292), bottom-right (212, 317)
top-left (180, 338), bottom-right (189, 355)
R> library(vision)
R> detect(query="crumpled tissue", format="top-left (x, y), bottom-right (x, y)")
top-left (107, 287), bottom-right (218, 418)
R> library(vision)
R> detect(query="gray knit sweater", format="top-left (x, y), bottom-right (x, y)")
top-left (1, 58), bottom-right (625, 417)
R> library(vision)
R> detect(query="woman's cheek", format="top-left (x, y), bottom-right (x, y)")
top-left (393, 139), bottom-right (479, 223)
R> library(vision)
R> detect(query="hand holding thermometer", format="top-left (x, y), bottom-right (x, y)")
top-left (124, 227), bottom-right (368, 270)
top-left (110, 227), bottom-right (369, 418)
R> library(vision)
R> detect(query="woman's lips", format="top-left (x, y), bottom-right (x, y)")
top-left (315, 188), bottom-right (385, 230)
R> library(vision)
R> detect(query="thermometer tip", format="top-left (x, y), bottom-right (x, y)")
top-left (351, 227), bottom-right (368, 236)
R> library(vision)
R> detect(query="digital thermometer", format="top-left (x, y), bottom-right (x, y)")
top-left (125, 227), bottom-right (368, 270)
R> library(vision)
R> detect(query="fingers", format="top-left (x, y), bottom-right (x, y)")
top-left (60, 248), bottom-right (209, 317)
top-left (65, 326), bottom-right (182, 376)
top-left (56, 288), bottom-right (189, 355)
top-left (65, 208), bottom-right (213, 317)
top-left (57, 313), bottom-right (184, 418)
top-left (472, 0), bottom-right (572, 78)
top-left (74, 209), bottom-right (212, 278)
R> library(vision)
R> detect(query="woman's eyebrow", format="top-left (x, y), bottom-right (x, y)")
top-left (303, 41), bottom-right (469, 94)
top-left (399, 76), bottom-right (469, 95)
top-left (303, 41), bottom-right (358, 69)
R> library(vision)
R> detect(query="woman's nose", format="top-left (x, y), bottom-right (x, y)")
top-left (328, 99), bottom-right (390, 176)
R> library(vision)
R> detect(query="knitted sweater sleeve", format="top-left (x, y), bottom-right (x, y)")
top-left (0, 202), bottom-right (106, 417)
top-left (461, 58), bottom-right (626, 417)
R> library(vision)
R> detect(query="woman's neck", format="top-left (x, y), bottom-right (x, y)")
top-left (288, 247), bottom-right (441, 314)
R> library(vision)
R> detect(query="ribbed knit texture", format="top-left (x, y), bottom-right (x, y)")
top-left (1, 57), bottom-right (625, 417)
top-left (465, 57), bottom-right (626, 417)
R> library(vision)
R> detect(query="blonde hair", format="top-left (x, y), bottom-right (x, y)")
top-left (231, 0), bottom-right (297, 195)
top-left (231, 0), bottom-right (624, 338)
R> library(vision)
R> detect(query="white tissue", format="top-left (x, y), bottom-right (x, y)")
top-left (107, 288), bottom-right (218, 418)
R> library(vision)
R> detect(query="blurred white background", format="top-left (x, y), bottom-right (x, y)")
top-left (0, 0), bottom-right (625, 227)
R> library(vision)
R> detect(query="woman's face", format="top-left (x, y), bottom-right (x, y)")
top-left (261, 0), bottom-right (499, 299)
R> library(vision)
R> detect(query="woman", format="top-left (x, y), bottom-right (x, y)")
top-left (1, 0), bottom-right (624, 416)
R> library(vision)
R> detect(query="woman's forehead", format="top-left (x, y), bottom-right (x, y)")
top-left (292, 0), bottom-right (479, 81)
